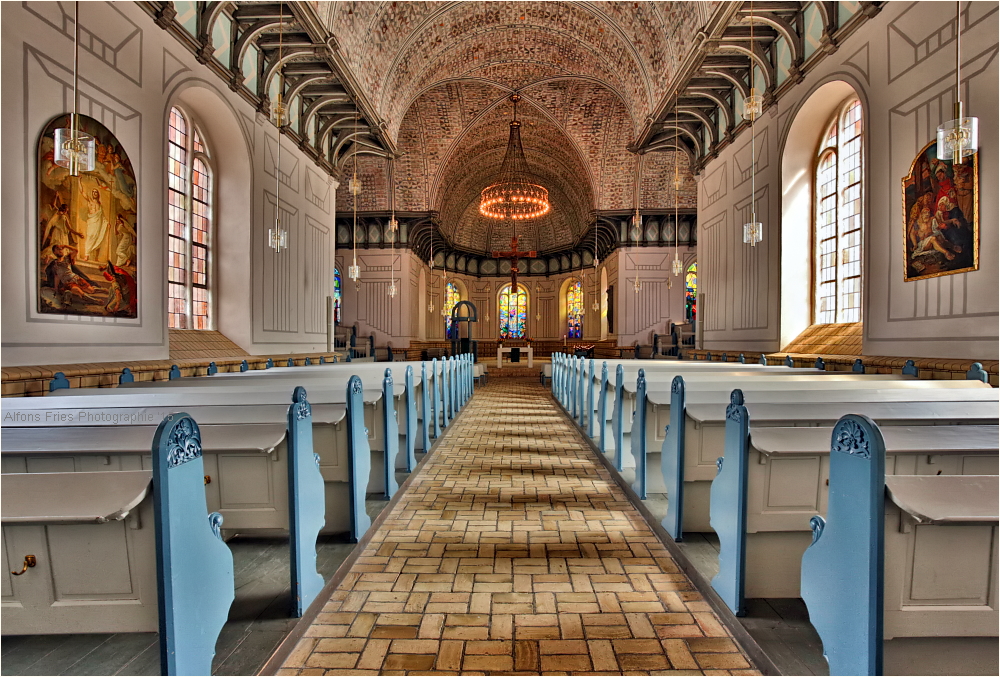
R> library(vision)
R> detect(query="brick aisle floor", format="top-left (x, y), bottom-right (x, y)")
top-left (279, 377), bottom-right (759, 676)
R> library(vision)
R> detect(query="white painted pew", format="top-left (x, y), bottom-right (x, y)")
top-left (799, 415), bottom-right (998, 676)
top-left (2, 395), bottom-right (358, 533)
top-left (708, 421), bottom-right (998, 605)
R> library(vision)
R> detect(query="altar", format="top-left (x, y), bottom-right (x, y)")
top-left (496, 345), bottom-right (533, 368)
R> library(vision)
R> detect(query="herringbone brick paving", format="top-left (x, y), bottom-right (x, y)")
top-left (279, 377), bottom-right (758, 675)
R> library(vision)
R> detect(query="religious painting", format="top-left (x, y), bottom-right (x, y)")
top-left (37, 114), bottom-right (138, 318)
top-left (499, 284), bottom-right (527, 340)
top-left (901, 140), bottom-right (978, 282)
top-left (566, 279), bottom-right (583, 339)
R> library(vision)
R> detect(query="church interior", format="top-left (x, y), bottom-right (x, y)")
top-left (1, 1), bottom-right (998, 675)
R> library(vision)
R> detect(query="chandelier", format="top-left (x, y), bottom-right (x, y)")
top-left (54, 2), bottom-right (95, 176)
top-left (479, 93), bottom-right (551, 220)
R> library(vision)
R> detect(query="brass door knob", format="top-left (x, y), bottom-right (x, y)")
top-left (11, 555), bottom-right (36, 575)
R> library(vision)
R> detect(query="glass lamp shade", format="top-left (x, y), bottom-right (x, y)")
top-left (428, 302), bottom-right (435, 313)
top-left (54, 126), bottom-right (95, 175)
top-left (268, 227), bottom-right (288, 252)
top-left (592, 300), bottom-right (600, 312)
top-left (937, 116), bottom-right (978, 164)
top-left (273, 101), bottom-right (287, 126)
top-left (672, 257), bottom-right (684, 275)
top-left (347, 263), bottom-right (360, 280)
top-left (633, 278), bottom-right (642, 293)
top-left (387, 281), bottom-right (398, 298)
top-left (387, 216), bottom-right (398, 233)
top-left (348, 176), bottom-right (362, 196)
top-left (742, 89), bottom-right (762, 121)
top-left (743, 221), bottom-right (763, 246)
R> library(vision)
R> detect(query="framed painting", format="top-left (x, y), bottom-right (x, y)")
top-left (901, 140), bottom-right (978, 282)
top-left (37, 114), bottom-right (138, 317)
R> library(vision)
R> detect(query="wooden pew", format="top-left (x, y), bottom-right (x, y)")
top-left (800, 415), bottom-right (998, 676)
top-left (709, 391), bottom-right (998, 612)
top-left (3, 385), bottom-right (371, 540)
top-left (655, 380), bottom-right (997, 539)
top-left (2, 413), bottom-right (238, 676)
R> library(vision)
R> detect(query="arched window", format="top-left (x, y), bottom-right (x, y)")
top-left (685, 263), bottom-right (697, 323)
top-left (167, 106), bottom-right (212, 329)
top-left (498, 284), bottom-right (527, 339)
top-left (814, 99), bottom-right (863, 324)
top-left (566, 279), bottom-right (583, 338)
top-left (333, 268), bottom-right (343, 324)
top-left (443, 282), bottom-right (461, 337)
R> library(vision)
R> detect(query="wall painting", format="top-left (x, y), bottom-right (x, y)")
top-left (901, 140), bottom-right (978, 282)
top-left (38, 114), bottom-right (138, 317)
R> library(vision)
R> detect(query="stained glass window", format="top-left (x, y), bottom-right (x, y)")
top-left (685, 263), bottom-right (697, 324)
top-left (167, 107), bottom-right (212, 329)
top-left (499, 284), bottom-right (527, 339)
top-left (443, 282), bottom-right (460, 337)
top-left (814, 99), bottom-right (863, 323)
top-left (333, 268), bottom-right (342, 323)
top-left (567, 279), bottom-right (583, 338)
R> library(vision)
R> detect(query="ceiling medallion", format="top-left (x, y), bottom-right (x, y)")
top-left (479, 93), bottom-right (551, 220)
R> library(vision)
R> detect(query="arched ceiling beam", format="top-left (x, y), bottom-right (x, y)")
top-left (333, 130), bottom-right (370, 167)
top-left (703, 69), bottom-right (749, 97)
top-left (233, 18), bottom-right (290, 75)
top-left (302, 94), bottom-right (351, 131)
top-left (743, 12), bottom-right (803, 65)
top-left (319, 115), bottom-right (361, 149)
top-left (285, 73), bottom-right (334, 104)
top-left (677, 107), bottom-right (717, 146)
top-left (262, 46), bottom-right (325, 99)
top-left (685, 91), bottom-right (733, 131)
top-left (649, 125), bottom-right (702, 157)
top-left (713, 43), bottom-right (774, 91)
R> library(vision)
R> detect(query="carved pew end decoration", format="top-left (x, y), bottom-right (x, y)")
top-left (710, 389), bottom-right (750, 617)
top-left (168, 365), bottom-right (181, 380)
top-left (119, 367), bottom-right (134, 384)
top-left (286, 386), bottom-right (325, 617)
top-left (800, 414), bottom-right (886, 677)
top-left (345, 375), bottom-right (373, 542)
top-left (661, 375), bottom-right (688, 542)
top-left (49, 372), bottom-right (71, 392)
top-left (966, 362), bottom-right (988, 382)
top-left (902, 359), bottom-right (918, 377)
top-left (152, 413), bottom-right (235, 676)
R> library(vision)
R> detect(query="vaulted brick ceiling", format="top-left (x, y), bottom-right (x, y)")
top-left (322, 1), bottom-right (714, 253)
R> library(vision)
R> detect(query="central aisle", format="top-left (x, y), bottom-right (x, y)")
top-left (280, 378), bottom-right (758, 675)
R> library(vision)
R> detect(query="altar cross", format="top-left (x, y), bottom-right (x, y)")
top-left (492, 235), bottom-right (536, 293)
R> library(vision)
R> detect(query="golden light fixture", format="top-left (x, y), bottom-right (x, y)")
top-left (54, 2), bottom-right (95, 176)
top-left (743, 0), bottom-right (763, 247)
top-left (937, 2), bottom-right (978, 164)
top-left (479, 93), bottom-right (551, 220)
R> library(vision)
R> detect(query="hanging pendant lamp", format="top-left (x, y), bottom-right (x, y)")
top-left (742, 0), bottom-right (763, 247)
top-left (937, 2), bottom-right (978, 164)
top-left (672, 93), bottom-right (684, 275)
top-left (480, 93), bottom-right (551, 220)
top-left (268, 4), bottom-right (289, 253)
top-left (54, 2), bottom-right (95, 175)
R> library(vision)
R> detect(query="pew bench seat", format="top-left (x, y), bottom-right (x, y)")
top-left (2, 470), bottom-right (159, 634)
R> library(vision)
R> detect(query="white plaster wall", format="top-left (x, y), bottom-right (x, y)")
top-left (1, 2), bottom-right (338, 367)
top-left (696, 2), bottom-right (999, 359)
top-left (614, 246), bottom-right (696, 347)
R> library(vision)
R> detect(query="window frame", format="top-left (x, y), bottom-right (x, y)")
top-left (811, 98), bottom-right (864, 325)
top-left (565, 278), bottom-right (583, 339)
top-left (167, 106), bottom-right (214, 330)
top-left (498, 283), bottom-right (529, 340)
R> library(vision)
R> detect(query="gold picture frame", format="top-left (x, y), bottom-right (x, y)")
top-left (901, 139), bottom-right (978, 282)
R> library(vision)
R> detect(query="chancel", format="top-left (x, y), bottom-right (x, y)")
top-left (1, 2), bottom-right (997, 676)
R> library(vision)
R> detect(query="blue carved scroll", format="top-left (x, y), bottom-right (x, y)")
top-left (612, 365), bottom-right (625, 470)
top-left (240, 360), bottom-right (248, 372)
top-left (286, 358), bottom-right (294, 368)
top-left (168, 365), bottom-right (181, 380)
top-left (382, 369), bottom-right (400, 500)
top-left (598, 362), bottom-right (609, 451)
top-left (966, 362), bottom-right (988, 382)
top-left (569, 358), bottom-right (578, 418)
top-left (710, 389), bottom-right (749, 616)
top-left (815, 357), bottom-right (826, 370)
top-left (785, 355), bottom-right (794, 368)
top-left (120, 367), bottom-right (134, 384)
top-left (319, 356), bottom-right (327, 365)
top-left (207, 361), bottom-right (218, 375)
top-left (345, 376), bottom-right (373, 542)
top-left (304, 357), bottom-right (312, 366)
top-left (661, 375), bottom-right (686, 541)
top-left (286, 386), bottom-right (325, 617)
top-left (629, 369), bottom-right (648, 499)
top-left (442, 358), bottom-right (452, 425)
top-left (902, 359), bottom-right (918, 377)
top-left (152, 413), bottom-right (234, 676)
top-left (758, 354), bottom-right (767, 366)
top-left (585, 360), bottom-right (595, 436)
top-left (403, 365), bottom-right (417, 471)
top-left (706, 351), bottom-right (713, 362)
top-left (738, 353), bottom-right (746, 364)
top-left (576, 357), bottom-right (585, 424)
top-left (852, 358), bottom-right (865, 373)
top-left (721, 353), bottom-right (728, 363)
top-left (801, 414), bottom-right (885, 677)
top-left (266, 358), bottom-right (274, 369)
top-left (420, 362), bottom-right (432, 452)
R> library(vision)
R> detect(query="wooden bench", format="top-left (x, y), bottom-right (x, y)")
top-left (800, 415), bottom-right (998, 676)
top-left (709, 399), bottom-right (998, 611)
top-left (2, 413), bottom-right (241, 675)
